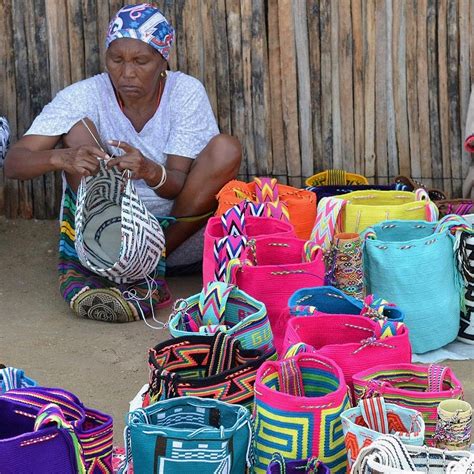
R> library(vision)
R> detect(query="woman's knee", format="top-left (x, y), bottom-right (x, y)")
top-left (206, 134), bottom-right (242, 176)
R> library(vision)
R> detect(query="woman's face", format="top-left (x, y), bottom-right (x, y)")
top-left (106, 38), bottom-right (166, 100)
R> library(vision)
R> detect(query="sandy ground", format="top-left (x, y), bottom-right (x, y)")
top-left (0, 217), bottom-right (473, 446)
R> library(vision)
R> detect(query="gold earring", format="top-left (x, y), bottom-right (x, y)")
top-left (160, 70), bottom-right (166, 78)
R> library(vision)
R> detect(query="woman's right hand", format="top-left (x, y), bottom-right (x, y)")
top-left (54, 145), bottom-right (109, 177)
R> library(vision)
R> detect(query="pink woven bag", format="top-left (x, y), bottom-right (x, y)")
top-left (283, 315), bottom-right (412, 391)
top-left (226, 236), bottom-right (325, 354)
top-left (203, 206), bottom-right (295, 284)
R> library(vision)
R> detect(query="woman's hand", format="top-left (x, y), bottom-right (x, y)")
top-left (106, 140), bottom-right (162, 185)
top-left (54, 145), bottom-right (108, 177)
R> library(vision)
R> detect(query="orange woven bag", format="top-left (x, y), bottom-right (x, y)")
top-left (216, 178), bottom-right (317, 239)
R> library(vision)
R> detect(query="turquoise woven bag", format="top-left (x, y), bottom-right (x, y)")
top-left (123, 396), bottom-right (253, 474)
top-left (168, 282), bottom-right (274, 353)
top-left (363, 217), bottom-right (467, 353)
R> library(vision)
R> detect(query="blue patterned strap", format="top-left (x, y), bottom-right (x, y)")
top-left (0, 367), bottom-right (31, 392)
top-left (198, 282), bottom-right (234, 327)
top-left (359, 397), bottom-right (390, 434)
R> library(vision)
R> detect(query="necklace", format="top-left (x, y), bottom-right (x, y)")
top-left (116, 73), bottom-right (166, 114)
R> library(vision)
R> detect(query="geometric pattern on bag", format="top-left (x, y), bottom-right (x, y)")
top-left (75, 160), bottom-right (165, 284)
top-left (0, 116), bottom-right (10, 167)
top-left (145, 332), bottom-right (275, 409)
top-left (254, 352), bottom-right (351, 474)
top-left (352, 363), bottom-right (464, 445)
top-left (125, 396), bottom-right (253, 474)
top-left (341, 397), bottom-right (425, 468)
top-left (168, 282), bottom-right (274, 353)
top-left (0, 366), bottom-right (37, 394)
top-left (0, 387), bottom-right (114, 473)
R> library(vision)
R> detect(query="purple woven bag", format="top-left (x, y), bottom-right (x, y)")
top-left (0, 401), bottom-right (85, 474)
top-left (0, 387), bottom-right (113, 473)
top-left (266, 453), bottom-right (330, 474)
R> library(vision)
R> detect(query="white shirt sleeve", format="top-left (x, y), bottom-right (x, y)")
top-left (163, 74), bottom-right (219, 159)
top-left (25, 77), bottom-right (100, 137)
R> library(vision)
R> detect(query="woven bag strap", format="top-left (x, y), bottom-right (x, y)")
top-left (0, 367), bottom-right (26, 392)
top-left (206, 332), bottom-right (239, 377)
top-left (198, 282), bottom-right (234, 326)
top-left (278, 358), bottom-right (305, 397)
top-left (254, 177), bottom-right (290, 222)
top-left (427, 364), bottom-right (449, 392)
top-left (284, 343), bottom-right (316, 358)
top-left (34, 403), bottom-right (87, 474)
top-left (310, 196), bottom-right (346, 251)
top-left (358, 397), bottom-right (390, 434)
top-left (269, 452), bottom-right (286, 474)
top-left (434, 214), bottom-right (473, 235)
top-left (415, 188), bottom-right (439, 222)
top-left (213, 235), bottom-right (248, 282)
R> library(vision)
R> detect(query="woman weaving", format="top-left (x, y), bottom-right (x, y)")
top-left (4, 4), bottom-right (241, 323)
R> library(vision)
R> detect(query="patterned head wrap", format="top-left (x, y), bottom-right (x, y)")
top-left (106, 3), bottom-right (174, 61)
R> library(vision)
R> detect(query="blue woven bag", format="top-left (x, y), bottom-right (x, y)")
top-left (0, 366), bottom-right (37, 394)
top-left (168, 282), bottom-right (274, 352)
top-left (123, 396), bottom-right (253, 474)
top-left (363, 217), bottom-right (467, 353)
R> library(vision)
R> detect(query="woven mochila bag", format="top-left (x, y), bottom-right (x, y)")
top-left (0, 387), bottom-right (114, 473)
top-left (352, 363), bottom-right (464, 445)
top-left (306, 184), bottom-right (401, 201)
top-left (362, 216), bottom-right (468, 353)
top-left (168, 281), bottom-right (274, 353)
top-left (216, 177), bottom-right (316, 239)
top-left (145, 332), bottom-right (274, 409)
top-left (203, 201), bottom-right (295, 284)
top-left (75, 159), bottom-right (165, 284)
top-left (0, 366), bottom-right (37, 394)
top-left (436, 198), bottom-right (474, 217)
top-left (305, 169), bottom-right (369, 187)
top-left (283, 314), bottom-right (411, 391)
top-left (311, 189), bottom-right (438, 250)
top-left (225, 234), bottom-right (325, 354)
top-left (341, 397), bottom-right (425, 469)
top-left (254, 351), bottom-right (351, 474)
top-left (266, 452), bottom-right (330, 474)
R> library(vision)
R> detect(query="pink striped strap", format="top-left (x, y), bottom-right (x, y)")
top-left (254, 177), bottom-right (290, 223)
top-left (198, 282), bottom-right (233, 326)
top-left (310, 196), bottom-right (346, 250)
top-left (279, 358), bottom-right (305, 397)
top-left (415, 188), bottom-right (439, 221)
top-left (359, 397), bottom-right (390, 434)
top-left (427, 364), bottom-right (448, 392)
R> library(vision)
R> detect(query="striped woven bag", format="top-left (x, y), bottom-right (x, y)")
top-left (254, 351), bottom-right (351, 474)
top-left (352, 363), bottom-right (464, 445)
top-left (0, 366), bottom-right (37, 394)
top-left (216, 177), bottom-right (316, 239)
top-left (168, 282), bottom-right (274, 353)
top-left (75, 160), bottom-right (165, 284)
top-left (0, 387), bottom-right (113, 473)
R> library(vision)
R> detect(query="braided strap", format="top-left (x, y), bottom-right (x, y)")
top-left (310, 196), bottom-right (346, 250)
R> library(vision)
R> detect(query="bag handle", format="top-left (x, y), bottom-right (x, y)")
top-left (214, 235), bottom-right (248, 282)
top-left (358, 397), bottom-right (390, 434)
top-left (34, 403), bottom-right (86, 474)
top-left (427, 364), bottom-right (449, 392)
top-left (198, 282), bottom-right (234, 327)
top-left (206, 332), bottom-right (240, 377)
top-left (277, 358), bottom-right (305, 397)
top-left (310, 196), bottom-right (346, 250)
top-left (415, 188), bottom-right (439, 222)
top-left (0, 367), bottom-right (26, 392)
top-left (254, 177), bottom-right (290, 223)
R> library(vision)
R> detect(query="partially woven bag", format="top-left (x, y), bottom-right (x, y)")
top-left (203, 202), bottom-right (295, 284)
top-left (216, 177), bottom-right (316, 239)
top-left (168, 282), bottom-right (274, 353)
top-left (0, 366), bottom-right (37, 394)
top-left (266, 452), bottom-right (330, 474)
top-left (363, 217), bottom-right (466, 353)
top-left (341, 397), bottom-right (425, 468)
top-left (283, 315), bottom-right (412, 389)
top-left (75, 161), bottom-right (165, 283)
top-left (352, 363), bottom-right (464, 445)
top-left (145, 332), bottom-right (274, 409)
top-left (254, 351), bottom-right (351, 473)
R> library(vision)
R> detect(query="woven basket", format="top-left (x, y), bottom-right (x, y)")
top-left (341, 397), bottom-right (425, 468)
top-left (352, 363), bottom-right (464, 445)
top-left (203, 213), bottom-right (294, 284)
top-left (305, 169), bottom-right (369, 187)
top-left (254, 352), bottom-right (351, 474)
top-left (226, 235), bottom-right (325, 354)
top-left (283, 315), bottom-right (412, 390)
top-left (168, 282), bottom-right (274, 353)
top-left (216, 178), bottom-right (316, 239)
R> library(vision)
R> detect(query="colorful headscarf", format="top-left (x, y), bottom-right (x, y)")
top-left (106, 3), bottom-right (174, 61)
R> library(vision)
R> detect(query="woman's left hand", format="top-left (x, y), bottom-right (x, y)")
top-left (106, 140), bottom-right (159, 184)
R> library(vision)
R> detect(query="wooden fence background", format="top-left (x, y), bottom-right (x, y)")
top-left (1, 0), bottom-right (473, 218)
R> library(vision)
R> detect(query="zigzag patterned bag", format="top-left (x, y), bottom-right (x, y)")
top-left (254, 351), bottom-right (351, 473)
top-left (168, 282), bottom-right (274, 353)
top-left (145, 332), bottom-right (274, 409)
top-left (216, 177), bottom-right (316, 239)
top-left (203, 202), bottom-right (295, 284)
top-left (75, 160), bottom-right (165, 283)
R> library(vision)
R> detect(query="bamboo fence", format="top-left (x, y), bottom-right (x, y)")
top-left (0, 0), bottom-right (473, 218)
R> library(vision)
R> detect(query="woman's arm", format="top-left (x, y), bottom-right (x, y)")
top-left (5, 134), bottom-right (108, 180)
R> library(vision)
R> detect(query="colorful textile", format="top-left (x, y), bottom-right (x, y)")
top-left (352, 363), bottom-right (464, 445)
top-left (254, 352), bottom-right (351, 473)
top-left (106, 3), bottom-right (175, 60)
top-left (145, 332), bottom-right (274, 409)
top-left (59, 184), bottom-right (171, 320)
top-left (0, 116), bottom-right (10, 166)
top-left (0, 367), bottom-right (37, 394)
top-left (0, 387), bottom-right (113, 473)
top-left (266, 452), bottom-right (330, 474)
top-left (341, 397), bottom-right (424, 468)
top-left (168, 282), bottom-right (274, 352)
top-left (305, 170), bottom-right (369, 187)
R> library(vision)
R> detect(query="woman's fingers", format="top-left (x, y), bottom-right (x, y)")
top-left (80, 145), bottom-right (109, 160)
top-left (107, 140), bottom-right (135, 154)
